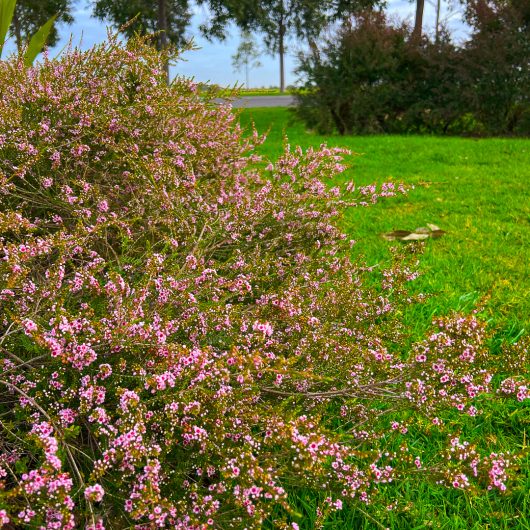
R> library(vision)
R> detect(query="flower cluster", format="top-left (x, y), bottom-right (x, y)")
top-left (0, 35), bottom-right (528, 529)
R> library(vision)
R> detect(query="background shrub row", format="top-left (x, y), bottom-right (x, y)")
top-left (294, 2), bottom-right (530, 136)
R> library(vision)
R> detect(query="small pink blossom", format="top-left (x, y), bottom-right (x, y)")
top-left (0, 510), bottom-right (10, 525)
top-left (84, 483), bottom-right (105, 502)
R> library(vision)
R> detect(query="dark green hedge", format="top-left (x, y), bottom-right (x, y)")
top-left (294, 4), bottom-right (530, 136)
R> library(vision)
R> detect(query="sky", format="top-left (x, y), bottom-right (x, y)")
top-left (4, 1), bottom-right (468, 88)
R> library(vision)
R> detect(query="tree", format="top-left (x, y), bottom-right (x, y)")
top-left (9, 0), bottom-right (73, 51)
top-left (93, 0), bottom-right (191, 49)
top-left (294, 11), bottom-right (414, 134)
top-left (232, 30), bottom-right (262, 88)
top-left (92, 0), bottom-right (192, 78)
top-left (460, 0), bottom-right (530, 133)
top-left (202, 0), bottom-right (380, 92)
top-left (434, 0), bottom-right (441, 41)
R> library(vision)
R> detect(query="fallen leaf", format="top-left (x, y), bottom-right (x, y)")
top-left (382, 224), bottom-right (447, 242)
top-left (427, 223), bottom-right (441, 231)
top-left (382, 230), bottom-right (411, 241)
top-left (401, 232), bottom-right (430, 241)
top-left (430, 230), bottom-right (446, 239)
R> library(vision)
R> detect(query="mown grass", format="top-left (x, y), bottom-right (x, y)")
top-left (238, 107), bottom-right (530, 529)
top-left (239, 108), bottom-right (530, 334)
top-left (212, 87), bottom-right (292, 97)
top-left (237, 88), bottom-right (289, 96)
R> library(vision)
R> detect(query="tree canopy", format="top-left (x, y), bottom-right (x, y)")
top-left (10, 0), bottom-right (74, 50)
top-left (232, 30), bottom-right (262, 88)
top-left (92, 0), bottom-right (192, 49)
top-left (201, 0), bottom-right (382, 91)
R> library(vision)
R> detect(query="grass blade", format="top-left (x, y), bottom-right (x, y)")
top-left (23, 13), bottom-right (56, 66)
top-left (0, 0), bottom-right (16, 58)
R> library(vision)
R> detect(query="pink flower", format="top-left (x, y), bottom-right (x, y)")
top-left (252, 320), bottom-right (273, 337)
top-left (22, 319), bottom-right (38, 334)
top-left (0, 510), bottom-right (10, 525)
top-left (84, 483), bottom-right (105, 502)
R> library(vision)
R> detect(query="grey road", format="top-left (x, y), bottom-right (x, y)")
top-left (216, 95), bottom-right (296, 108)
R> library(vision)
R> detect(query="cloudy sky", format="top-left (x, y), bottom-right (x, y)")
top-left (4, 1), bottom-right (467, 88)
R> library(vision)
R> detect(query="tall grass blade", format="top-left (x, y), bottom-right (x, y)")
top-left (23, 13), bottom-right (56, 66)
top-left (0, 0), bottom-right (16, 58)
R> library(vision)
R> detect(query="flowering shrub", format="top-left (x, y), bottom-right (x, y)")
top-left (0, 36), bottom-right (529, 529)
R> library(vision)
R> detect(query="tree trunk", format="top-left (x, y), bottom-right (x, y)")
top-left (279, 35), bottom-right (285, 92)
top-left (278, 9), bottom-right (285, 93)
top-left (435, 0), bottom-right (441, 43)
top-left (308, 37), bottom-right (319, 61)
top-left (12, 7), bottom-right (23, 53)
top-left (157, 0), bottom-right (170, 82)
top-left (412, 0), bottom-right (425, 41)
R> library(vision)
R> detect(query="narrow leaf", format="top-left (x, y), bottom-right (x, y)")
top-left (23, 13), bottom-right (56, 66)
top-left (0, 0), bottom-right (16, 58)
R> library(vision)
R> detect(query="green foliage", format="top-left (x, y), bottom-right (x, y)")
top-left (23, 12), bottom-right (56, 65)
top-left (232, 30), bottom-right (262, 87)
top-left (0, 0), bottom-right (16, 56)
top-left (92, 0), bottom-right (192, 49)
top-left (295, 11), bottom-right (414, 135)
top-left (0, 0), bottom-right (62, 63)
top-left (10, 0), bottom-right (73, 49)
top-left (461, 0), bottom-right (530, 135)
top-left (202, 0), bottom-right (380, 42)
top-left (294, 5), bottom-right (530, 136)
top-left (200, 0), bottom-right (384, 90)
top-left (203, 0), bottom-right (325, 50)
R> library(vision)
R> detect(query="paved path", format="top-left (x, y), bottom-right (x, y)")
top-left (215, 95), bottom-right (296, 108)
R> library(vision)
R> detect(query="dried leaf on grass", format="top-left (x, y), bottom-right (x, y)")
top-left (383, 224), bottom-right (446, 242)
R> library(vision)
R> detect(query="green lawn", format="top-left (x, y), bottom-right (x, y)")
top-left (214, 87), bottom-right (292, 97)
top-left (238, 88), bottom-right (290, 96)
top-left (239, 107), bottom-right (530, 529)
top-left (239, 108), bottom-right (530, 335)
